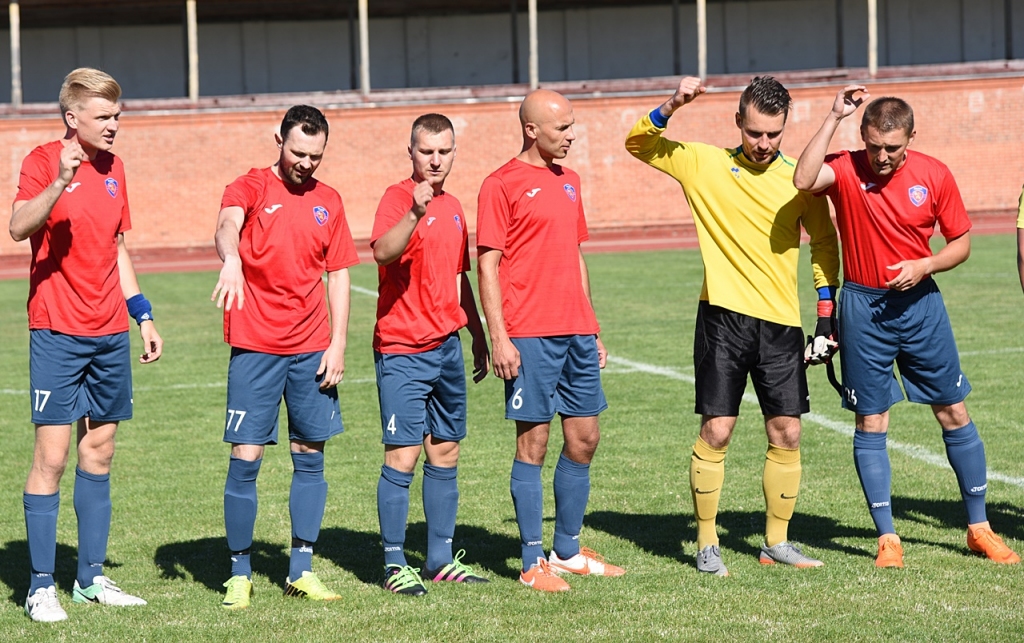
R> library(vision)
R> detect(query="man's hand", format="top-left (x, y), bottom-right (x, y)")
top-left (669, 77), bottom-right (706, 111)
top-left (491, 336), bottom-right (521, 380)
top-left (886, 258), bottom-right (931, 291)
top-left (317, 342), bottom-right (345, 389)
top-left (211, 255), bottom-right (246, 310)
top-left (139, 320), bottom-right (163, 364)
top-left (804, 300), bottom-right (838, 366)
top-left (471, 335), bottom-right (490, 383)
top-left (831, 85), bottom-right (869, 121)
top-left (57, 140), bottom-right (87, 188)
top-left (411, 180), bottom-right (433, 218)
top-left (596, 336), bottom-right (607, 369)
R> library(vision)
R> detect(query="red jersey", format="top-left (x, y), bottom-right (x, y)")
top-left (221, 167), bottom-right (359, 354)
top-left (371, 179), bottom-right (470, 353)
top-left (16, 140), bottom-right (131, 336)
top-left (825, 150), bottom-right (971, 289)
top-left (476, 158), bottom-right (599, 337)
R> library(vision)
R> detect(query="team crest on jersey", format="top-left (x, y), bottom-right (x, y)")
top-left (563, 184), bottom-right (577, 202)
top-left (454, 214), bottom-right (463, 231)
top-left (105, 178), bottom-right (118, 198)
top-left (313, 205), bottom-right (329, 226)
top-left (730, 167), bottom-right (741, 178)
top-left (908, 185), bottom-right (928, 207)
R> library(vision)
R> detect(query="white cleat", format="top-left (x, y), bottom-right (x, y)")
top-left (25, 585), bottom-right (68, 622)
top-left (72, 575), bottom-right (147, 606)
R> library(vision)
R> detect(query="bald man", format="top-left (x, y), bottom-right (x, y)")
top-left (476, 89), bottom-right (624, 593)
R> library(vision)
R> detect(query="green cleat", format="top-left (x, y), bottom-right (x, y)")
top-left (284, 571), bottom-right (341, 601)
top-left (72, 575), bottom-right (147, 606)
top-left (221, 575), bottom-right (253, 610)
top-left (383, 564), bottom-right (428, 596)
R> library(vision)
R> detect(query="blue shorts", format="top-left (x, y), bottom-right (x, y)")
top-left (224, 348), bottom-right (343, 445)
top-left (505, 335), bottom-right (608, 422)
top-left (375, 334), bottom-right (467, 446)
top-left (29, 330), bottom-right (133, 425)
top-left (837, 279), bottom-right (970, 415)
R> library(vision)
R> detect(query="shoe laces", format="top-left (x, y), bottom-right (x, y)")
top-left (387, 565), bottom-right (425, 589)
top-left (223, 577), bottom-right (250, 600)
top-left (32, 586), bottom-right (60, 609)
top-left (95, 575), bottom-right (124, 594)
top-left (533, 559), bottom-right (558, 577)
top-left (447, 549), bottom-right (477, 575)
top-left (577, 547), bottom-right (605, 563)
top-left (299, 572), bottom-right (329, 593)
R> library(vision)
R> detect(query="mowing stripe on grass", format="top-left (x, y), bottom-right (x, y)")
top-left (605, 354), bottom-right (1024, 490)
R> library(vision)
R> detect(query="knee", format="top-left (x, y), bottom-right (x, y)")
top-left (933, 403), bottom-right (970, 429)
top-left (33, 449), bottom-right (69, 483)
top-left (564, 428), bottom-right (600, 463)
top-left (78, 439), bottom-right (115, 474)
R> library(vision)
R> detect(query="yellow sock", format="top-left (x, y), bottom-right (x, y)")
top-left (690, 437), bottom-right (727, 549)
top-left (763, 443), bottom-right (801, 548)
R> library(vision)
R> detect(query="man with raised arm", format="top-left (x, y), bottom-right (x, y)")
top-left (794, 85), bottom-right (1019, 568)
top-left (12, 67), bottom-right (163, 622)
top-left (626, 76), bottom-right (840, 576)
top-left (371, 113), bottom-right (490, 596)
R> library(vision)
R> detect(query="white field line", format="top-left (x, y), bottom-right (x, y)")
top-left (959, 347), bottom-right (1024, 357)
top-left (605, 354), bottom-right (1024, 490)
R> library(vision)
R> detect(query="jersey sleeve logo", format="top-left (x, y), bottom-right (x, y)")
top-left (454, 214), bottom-right (463, 231)
top-left (313, 205), bottom-right (329, 226)
top-left (105, 178), bottom-right (118, 198)
top-left (563, 184), bottom-right (577, 202)
top-left (908, 185), bottom-right (928, 207)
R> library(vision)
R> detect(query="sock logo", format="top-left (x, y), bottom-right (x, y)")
top-left (870, 501), bottom-right (890, 509)
top-left (383, 546), bottom-right (402, 552)
top-left (780, 493), bottom-right (798, 499)
top-left (526, 540), bottom-right (543, 547)
top-left (299, 546), bottom-right (313, 553)
top-left (970, 484), bottom-right (987, 493)
top-left (694, 488), bottom-right (718, 495)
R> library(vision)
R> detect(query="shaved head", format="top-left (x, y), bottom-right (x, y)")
top-left (517, 89), bottom-right (577, 165)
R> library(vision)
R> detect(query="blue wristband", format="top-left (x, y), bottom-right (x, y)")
top-left (816, 286), bottom-right (837, 300)
top-left (649, 107), bottom-right (670, 129)
top-left (126, 294), bottom-right (153, 324)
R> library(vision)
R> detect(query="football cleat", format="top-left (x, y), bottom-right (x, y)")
top-left (284, 571), bottom-right (341, 600)
top-left (696, 544), bottom-right (729, 577)
top-left (383, 565), bottom-right (428, 596)
top-left (221, 575), bottom-right (253, 610)
top-left (967, 527), bottom-right (1021, 565)
top-left (424, 549), bottom-right (489, 583)
top-left (875, 534), bottom-right (904, 568)
top-left (759, 541), bottom-right (824, 568)
top-left (548, 547), bottom-right (625, 576)
top-left (72, 575), bottom-right (147, 606)
top-left (25, 586), bottom-right (67, 622)
top-left (519, 558), bottom-right (570, 592)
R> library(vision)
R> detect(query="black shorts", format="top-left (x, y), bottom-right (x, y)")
top-left (693, 301), bottom-right (808, 417)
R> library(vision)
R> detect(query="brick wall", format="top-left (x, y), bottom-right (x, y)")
top-left (1, 76), bottom-right (1021, 256)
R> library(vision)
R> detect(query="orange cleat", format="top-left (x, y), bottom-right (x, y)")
top-left (519, 558), bottom-right (571, 592)
top-left (967, 527), bottom-right (1021, 565)
top-left (548, 547), bottom-right (626, 577)
top-left (875, 534), bottom-right (904, 568)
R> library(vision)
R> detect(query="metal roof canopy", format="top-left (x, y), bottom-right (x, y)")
top-left (2, 0), bottom-right (682, 28)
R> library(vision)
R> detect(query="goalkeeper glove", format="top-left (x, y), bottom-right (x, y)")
top-left (804, 298), bottom-right (838, 365)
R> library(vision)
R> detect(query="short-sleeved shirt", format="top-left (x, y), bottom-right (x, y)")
top-left (370, 179), bottom-right (470, 354)
top-left (1015, 185), bottom-right (1024, 228)
top-left (16, 140), bottom-right (132, 336)
top-left (624, 113), bottom-right (839, 327)
top-left (825, 150), bottom-right (972, 289)
top-left (220, 167), bottom-right (359, 355)
top-left (476, 158), bottom-right (599, 338)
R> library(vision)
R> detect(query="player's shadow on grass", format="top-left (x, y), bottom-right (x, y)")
top-left (586, 510), bottom-right (879, 566)
top-left (317, 523), bottom-right (522, 585)
top-left (0, 540), bottom-right (121, 605)
top-left (154, 538), bottom-right (289, 592)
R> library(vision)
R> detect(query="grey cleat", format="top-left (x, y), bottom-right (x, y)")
top-left (696, 545), bottom-right (729, 576)
top-left (759, 541), bottom-right (824, 568)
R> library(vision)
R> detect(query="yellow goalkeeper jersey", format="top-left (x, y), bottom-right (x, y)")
top-left (625, 113), bottom-right (840, 327)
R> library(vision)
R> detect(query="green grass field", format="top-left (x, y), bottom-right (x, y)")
top-left (1, 234), bottom-right (1023, 641)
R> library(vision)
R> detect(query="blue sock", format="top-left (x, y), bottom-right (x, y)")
top-left (853, 431), bottom-right (895, 536)
top-left (943, 421), bottom-right (988, 525)
top-left (289, 451), bottom-right (327, 580)
top-left (423, 463), bottom-right (458, 571)
top-left (24, 491), bottom-right (59, 593)
top-left (553, 454), bottom-right (590, 560)
top-left (224, 457), bottom-right (261, 578)
top-left (377, 465), bottom-right (413, 567)
top-left (74, 468), bottom-right (111, 587)
top-left (510, 459), bottom-right (545, 570)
